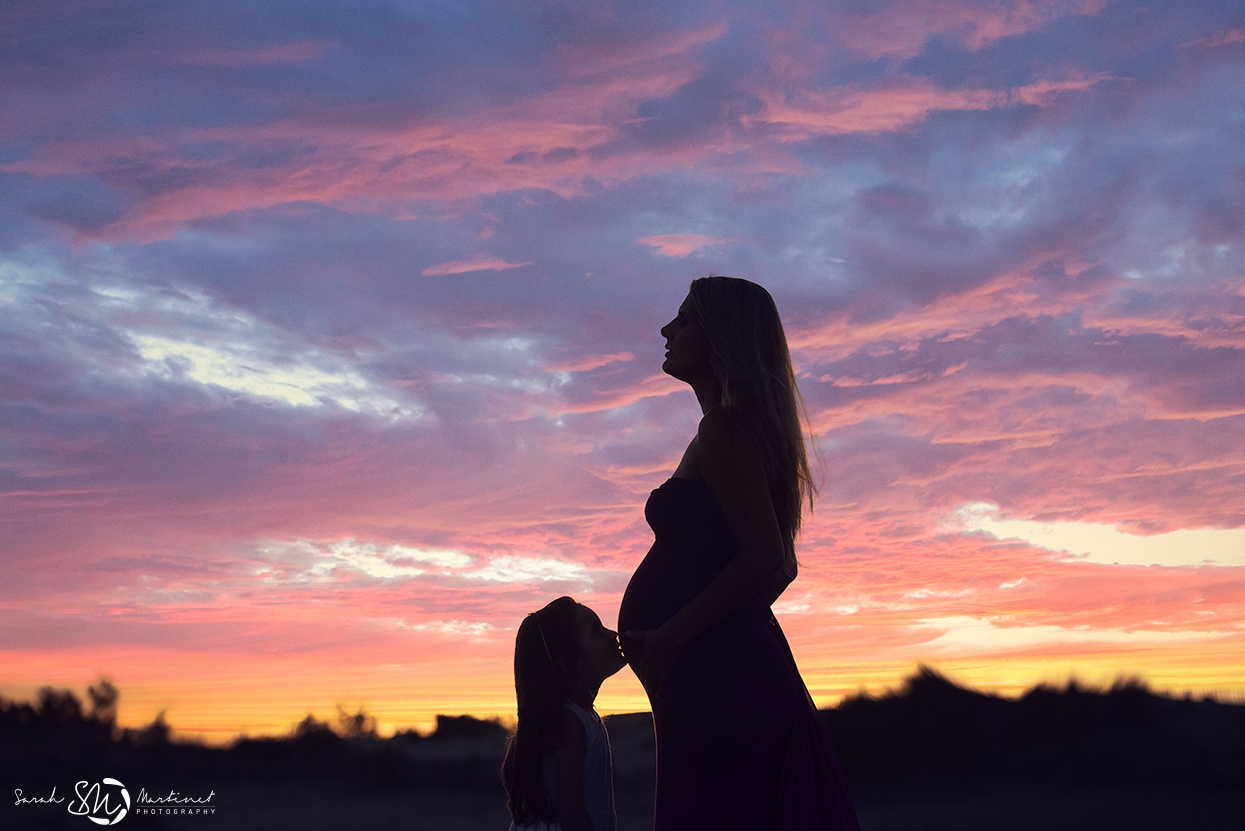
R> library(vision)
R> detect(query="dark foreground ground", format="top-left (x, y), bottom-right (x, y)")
top-left (10, 775), bottom-right (1242, 830)
top-left (5, 668), bottom-right (1244, 830)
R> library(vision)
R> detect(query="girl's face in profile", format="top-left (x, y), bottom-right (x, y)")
top-left (573, 605), bottom-right (627, 684)
top-left (660, 294), bottom-right (712, 383)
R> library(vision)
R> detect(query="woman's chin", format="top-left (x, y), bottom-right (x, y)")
top-left (662, 359), bottom-right (686, 381)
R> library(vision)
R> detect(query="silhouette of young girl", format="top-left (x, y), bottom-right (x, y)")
top-left (619, 276), bottom-right (861, 830)
top-left (503, 597), bottom-right (627, 831)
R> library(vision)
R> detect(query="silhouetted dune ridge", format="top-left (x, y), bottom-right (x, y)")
top-left (818, 665), bottom-right (1245, 784)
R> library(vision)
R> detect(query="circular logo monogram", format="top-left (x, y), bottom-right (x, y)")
top-left (68, 777), bottom-right (130, 825)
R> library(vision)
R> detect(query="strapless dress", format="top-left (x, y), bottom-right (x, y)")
top-left (618, 477), bottom-right (860, 831)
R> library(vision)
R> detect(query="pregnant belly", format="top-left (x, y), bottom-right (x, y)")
top-left (618, 538), bottom-right (773, 667)
top-left (617, 539), bottom-right (718, 660)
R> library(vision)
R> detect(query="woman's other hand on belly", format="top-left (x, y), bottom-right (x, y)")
top-left (625, 625), bottom-right (684, 699)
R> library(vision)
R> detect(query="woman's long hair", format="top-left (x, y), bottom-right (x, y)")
top-left (501, 596), bottom-right (581, 825)
top-left (687, 275), bottom-right (817, 572)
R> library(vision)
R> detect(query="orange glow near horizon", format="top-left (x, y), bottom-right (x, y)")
top-left (5, 631), bottom-right (1244, 745)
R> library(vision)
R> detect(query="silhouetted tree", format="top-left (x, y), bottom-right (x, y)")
top-left (128, 710), bottom-right (171, 746)
top-left (87, 678), bottom-right (119, 728)
top-left (335, 704), bottom-right (377, 739)
top-left (294, 714), bottom-right (334, 737)
top-left (36, 686), bottom-right (84, 727)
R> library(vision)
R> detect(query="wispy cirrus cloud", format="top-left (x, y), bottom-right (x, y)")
top-left (751, 74), bottom-right (1115, 138)
top-left (638, 233), bottom-right (727, 257)
top-left (1183, 28), bottom-right (1245, 49)
top-left (420, 257), bottom-right (533, 276)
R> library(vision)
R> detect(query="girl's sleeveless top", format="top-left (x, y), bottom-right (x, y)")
top-left (507, 699), bottom-right (616, 831)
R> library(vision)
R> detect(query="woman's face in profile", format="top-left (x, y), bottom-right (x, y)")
top-left (660, 294), bottom-right (712, 383)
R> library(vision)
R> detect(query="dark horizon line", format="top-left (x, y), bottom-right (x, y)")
top-left (5, 663), bottom-right (1245, 746)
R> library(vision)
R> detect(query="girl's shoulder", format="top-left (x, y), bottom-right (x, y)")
top-left (559, 703), bottom-right (590, 737)
top-left (542, 703), bottom-right (587, 754)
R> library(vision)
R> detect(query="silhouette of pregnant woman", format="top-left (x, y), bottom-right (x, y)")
top-left (618, 276), bottom-right (861, 831)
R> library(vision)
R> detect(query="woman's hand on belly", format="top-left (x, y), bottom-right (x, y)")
top-left (625, 625), bottom-right (683, 698)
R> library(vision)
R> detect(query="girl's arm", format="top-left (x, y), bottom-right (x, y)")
top-left (552, 708), bottom-right (594, 831)
top-left (628, 407), bottom-right (786, 696)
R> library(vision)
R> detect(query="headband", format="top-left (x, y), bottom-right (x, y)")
top-left (533, 612), bottom-right (554, 664)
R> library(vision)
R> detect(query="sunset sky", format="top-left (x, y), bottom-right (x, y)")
top-left (2, 0), bottom-right (1244, 742)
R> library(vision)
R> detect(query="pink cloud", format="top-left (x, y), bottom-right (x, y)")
top-left (751, 75), bottom-right (1114, 138)
top-left (420, 257), bottom-right (532, 276)
top-left (544, 352), bottom-right (635, 372)
top-left (823, 0), bottom-right (1111, 59)
top-left (1183, 29), bottom-right (1245, 49)
top-left (638, 233), bottom-right (727, 257)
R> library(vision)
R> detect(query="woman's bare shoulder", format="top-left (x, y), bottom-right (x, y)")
top-left (697, 406), bottom-right (751, 449)
top-left (697, 407), bottom-right (763, 477)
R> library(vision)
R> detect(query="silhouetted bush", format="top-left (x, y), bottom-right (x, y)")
top-left (294, 713), bottom-right (335, 738)
top-left (823, 666), bottom-right (1012, 779)
top-left (428, 714), bottom-right (508, 742)
top-left (123, 710), bottom-right (171, 747)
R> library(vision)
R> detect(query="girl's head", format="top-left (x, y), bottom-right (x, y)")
top-left (673, 275), bottom-right (817, 568)
top-left (502, 597), bottom-right (624, 824)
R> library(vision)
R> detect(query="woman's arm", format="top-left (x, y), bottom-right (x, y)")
top-left (763, 559), bottom-right (797, 606)
top-left (628, 408), bottom-right (786, 696)
top-left (552, 708), bottom-right (593, 831)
